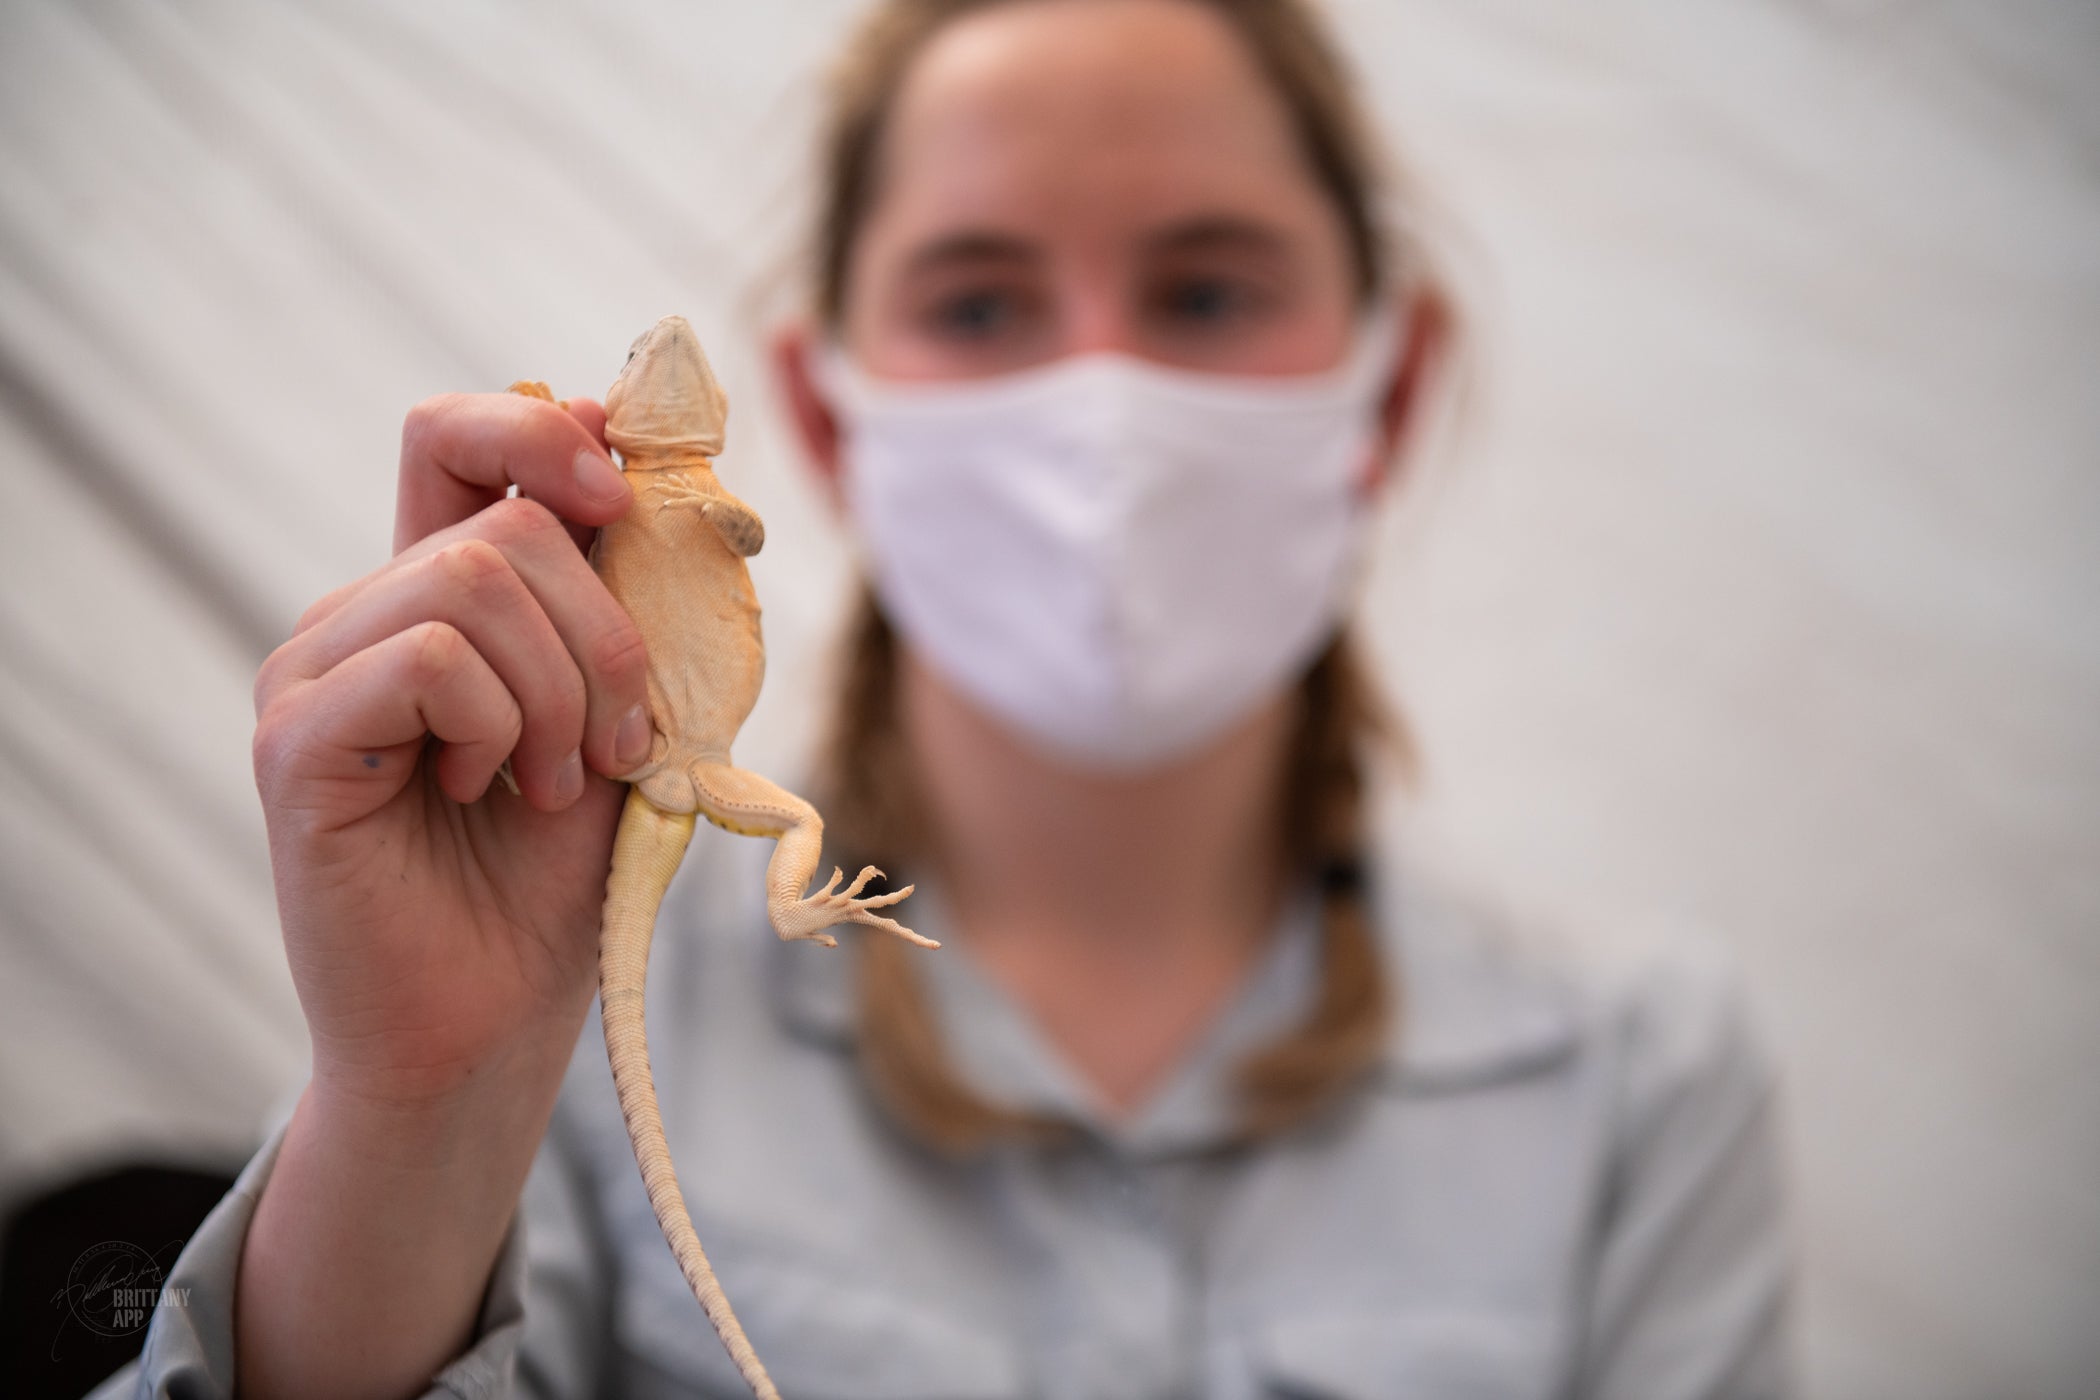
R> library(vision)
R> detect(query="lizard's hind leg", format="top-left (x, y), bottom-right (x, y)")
top-left (688, 761), bottom-right (937, 949)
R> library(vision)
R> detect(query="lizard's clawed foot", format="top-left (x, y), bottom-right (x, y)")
top-left (648, 480), bottom-right (712, 514)
top-left (650, 480), bottom-right (765, 555)
top-left (771, 865), bottom-right (937, 949)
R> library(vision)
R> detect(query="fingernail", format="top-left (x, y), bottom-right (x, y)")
top-left (555, 748), bottom-right (585, 804)
top-left (574, 448), bottom-right (627, 504)
top-left (615, 705), bottom-right (651, 769)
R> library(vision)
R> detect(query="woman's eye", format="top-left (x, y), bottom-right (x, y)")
top-left (928, 289), bottom-right (1016, 338)
top-left (1157, 276), bottom-right (1262, 326)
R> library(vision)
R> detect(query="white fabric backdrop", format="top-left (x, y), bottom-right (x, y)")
top-left (1, 2), bottom-right (2093, 1395)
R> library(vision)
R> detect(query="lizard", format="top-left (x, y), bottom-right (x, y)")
top-left (510, 314), bottom-right (937, 1400)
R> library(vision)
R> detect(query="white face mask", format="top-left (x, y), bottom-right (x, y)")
top-left (819, 317), bottom-right (1401, 771)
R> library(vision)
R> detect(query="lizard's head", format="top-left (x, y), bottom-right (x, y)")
top-left (604, 314), bottom-right (729, 461)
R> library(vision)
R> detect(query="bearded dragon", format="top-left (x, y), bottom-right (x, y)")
top-left (511, 315), bottom-right (935, 1400)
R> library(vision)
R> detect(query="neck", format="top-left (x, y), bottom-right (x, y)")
top-left (623, 451), bottom-right (717, 479)
top-left (900, 650), bottom-right (1298, 1112)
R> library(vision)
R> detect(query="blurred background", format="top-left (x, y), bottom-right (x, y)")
top-left (0, 1), bottom-right (2094, 1395)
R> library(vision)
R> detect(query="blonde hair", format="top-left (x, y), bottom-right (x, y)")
top-left (808, 0), bottom-right (1447, 1151)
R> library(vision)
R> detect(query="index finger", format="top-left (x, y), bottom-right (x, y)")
top-left (395, 392), bottom-right (624, 554)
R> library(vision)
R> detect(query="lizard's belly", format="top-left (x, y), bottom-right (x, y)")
top-left (595, 515), bottom-right (763, 760)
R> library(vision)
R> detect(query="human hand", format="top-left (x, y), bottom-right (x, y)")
top-left (251, 391), bottom-right (650, 1111)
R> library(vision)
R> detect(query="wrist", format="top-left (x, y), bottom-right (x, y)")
top-left (308, 993), bottom-right (589, 1123)
top-left (306, 1017), bottom-right (582, 1176)
top-left (239, 1073), bottom-right (547, 1400)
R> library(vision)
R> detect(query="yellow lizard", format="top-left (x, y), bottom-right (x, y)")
top-left (513, 315), bottom-right (935, 1399)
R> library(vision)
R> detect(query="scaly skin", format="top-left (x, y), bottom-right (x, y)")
top-left (512, 316), bottom-right (937, 1400)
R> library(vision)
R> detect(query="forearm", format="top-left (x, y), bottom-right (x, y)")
top-left (234, 1036), bottom-right (578, 1400)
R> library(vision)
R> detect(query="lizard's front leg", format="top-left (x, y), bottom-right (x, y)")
top-left (683, 760), bottom-right (936, 948)
top-left (646, 480), bottom-right (765, 557)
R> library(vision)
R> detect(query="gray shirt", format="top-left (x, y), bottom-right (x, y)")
top-left (90, 833), bottom-right (1791, 1399)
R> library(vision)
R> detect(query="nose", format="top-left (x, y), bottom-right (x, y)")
top-left (1056, 268), bottom-right (1143, 361)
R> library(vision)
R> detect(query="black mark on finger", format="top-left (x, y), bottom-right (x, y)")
top-left (363, 754), bottom-right (382, 769)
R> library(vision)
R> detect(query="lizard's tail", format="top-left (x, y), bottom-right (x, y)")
top-left (600, 787), bottom-right (783, 1400)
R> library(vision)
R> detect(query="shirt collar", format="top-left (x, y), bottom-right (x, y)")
top-left (765, 844), bottom-right (1580, 1152)
top-left (1367, 857), bottom-right (1581, 1090)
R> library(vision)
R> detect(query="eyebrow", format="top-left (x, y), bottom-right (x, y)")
top-left (1142, 215), bottom-right (1294, 260)
top-left (899, 214), bottom-right (1294, 277)
top-left (902, 230), bottom-right (1040, 276)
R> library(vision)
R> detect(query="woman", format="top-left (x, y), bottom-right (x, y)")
top-left (104, 1), bottom-right (1789, 1397)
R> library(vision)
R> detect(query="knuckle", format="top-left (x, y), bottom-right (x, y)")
top-left (483, 493), bottom-right (562, 544)
top-left (250, 697), bottom-right (307, 793)
top-left (250, 713), bottom-right (281, 786)
top-left (252, 643), bottom-right (293, 720)
top-left (428, 537), bottom-right (516, 603)
top-left (513, 392), bottom-right (569, 430)
top-left (585, 617), bottom-right (649, 693)
top-left (510, 642), bottom-right (587, 745)
top-left (399, 393), bottom-right (466, 464)
top-left (293, 582), bottom-right (352, 636)
top-left (403, 619), bottom-right (468, 687)
top-left (542, 663), bottom-right (589, 740)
